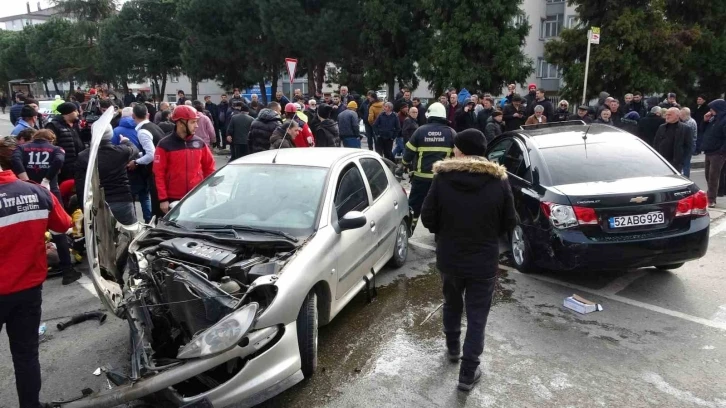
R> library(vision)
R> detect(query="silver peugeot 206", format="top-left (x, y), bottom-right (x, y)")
top-left (69, 109), bottom-right (412, 407)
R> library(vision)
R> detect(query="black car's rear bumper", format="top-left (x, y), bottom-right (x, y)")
top-left (527, 216), bottom-right (710, 270)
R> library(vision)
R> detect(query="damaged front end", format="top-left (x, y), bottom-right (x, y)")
top-left (74, 109), bottom-right (301, 407)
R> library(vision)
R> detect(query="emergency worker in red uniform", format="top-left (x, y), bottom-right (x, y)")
top-left (0, 135), bottom-right (72, 408)
top-left (153, 105), bottom-right (215, 214)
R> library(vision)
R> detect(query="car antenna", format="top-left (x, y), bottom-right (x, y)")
top-left (582, 125), bottom-right (591, 158)
top-left (272, 119), bottom-right (295, 164)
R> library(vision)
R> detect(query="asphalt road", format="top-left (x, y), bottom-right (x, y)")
top-left (2, 115), bottom-right (726, 407)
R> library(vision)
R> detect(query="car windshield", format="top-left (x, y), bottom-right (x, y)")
top-left (39, 101), bottom-right (53, 110)
top-left (167, 164), bottom-right (328, 237)
top-left (539, 139), bottom-right (675, 186)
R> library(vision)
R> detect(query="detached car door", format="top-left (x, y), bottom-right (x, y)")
top-left (83, 108), bottom-right (141, 317)
top-left (333, 161), bottom-right (375, 299)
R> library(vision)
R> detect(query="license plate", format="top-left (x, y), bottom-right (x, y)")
top-left (608, 212), bottom-right (665, 228)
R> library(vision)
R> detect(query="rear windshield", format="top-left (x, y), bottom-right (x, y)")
top-left (539, 140), bottom-right (675, 186)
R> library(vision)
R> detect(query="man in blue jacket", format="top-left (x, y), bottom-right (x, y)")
top-left (702, 99), bottom-right (726, 207)
top-left (338, 101), bottom-right (360, 147)
top-left (11, 106), bottom-right (39, 136)
top-left (9, 93), bottom-right (25, 126)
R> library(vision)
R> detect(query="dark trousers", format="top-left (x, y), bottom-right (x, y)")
top-left (364, 124), bottom-right (375, 151)
top-left (108, 201), bottom-right (138, 225)
top-left (0, 285), bottom-right (43, 408)
top-left (51, 191), bottom-right (72, 270)
top-left (230, 144), bottom-right (248, 161)
top-left (408, 177), bottom-right (432, 232)
top-left (441, 273), bottom-right (496, 371)
top-left (704, 153), bottom-right (726, 201)
top-left (376, 137), bottom-right (394, 161)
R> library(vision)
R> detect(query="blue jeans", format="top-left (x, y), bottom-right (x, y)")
top-left (682, 150), bottom-right (693, 178)
top-left (130, 179), bottom-right (151, 223)
top-left (392, 137), bottom-right (404, 157)
top-left (341, 137), bottom-right (361, 148)
top-left (364, 124), bottom-right (375, 151)
top-left (108, 201), bottom-right (138, 225)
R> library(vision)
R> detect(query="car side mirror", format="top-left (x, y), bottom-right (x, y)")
top-left (169, 201), bottom-right (180, 210)
top-left (338, 211), bottom-right (367, 231)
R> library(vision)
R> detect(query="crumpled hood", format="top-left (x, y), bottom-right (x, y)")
top-left (118, 116), bottom-right (136, 129)
top-left (257, 108), bottom-right (282, 123)
top-left (319, 119), bottom-right (337, 130)
top-left (708, 99), bottom-right (726, 118)
top-left (433, 157), bottom-right (507, 191)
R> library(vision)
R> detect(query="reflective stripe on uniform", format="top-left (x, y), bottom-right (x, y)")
top-left (417, 147), bottom-right (453, 177)
top-left (405, 141), bottom-right (418, 152)
top-left (412, 171), bottom-right (434, 179)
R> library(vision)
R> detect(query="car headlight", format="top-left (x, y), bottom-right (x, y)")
top-left (177, 302), bottom-right (259, 359)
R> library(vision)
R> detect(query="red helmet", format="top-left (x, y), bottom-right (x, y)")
top-left (171, 105), bottom-right (199, 121)
top-left (284, 103), bottom-right (297, 113)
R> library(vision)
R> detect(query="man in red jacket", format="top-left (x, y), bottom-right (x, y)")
top-left (0, 135), bottom-right (72, 408)
top-left (154, 105), bottom-right (215, 214)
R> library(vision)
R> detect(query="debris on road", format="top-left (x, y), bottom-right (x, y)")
top-left (56, 311), bottom-right (108, 331)
top-left (564, 294), bottom-right (603, 314)
top-left (93, 367), bottom-right (102, 376)
top-left (38, 323), bottom-right (47, 336)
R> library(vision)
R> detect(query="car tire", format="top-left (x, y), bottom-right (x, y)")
top-left (297, 291), bottom-right (318, 378)
top-left (510, 224), bottom-right (537, 273)
top-left (388, 219), bottom-right (409, 268)
top-left (655, 262), bottom-right (685, 271)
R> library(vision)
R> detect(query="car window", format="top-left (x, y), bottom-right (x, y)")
top-left (334, 165), bottom-right (370, 219)
top-left (487, 138), bottom-right (513, 165)
top-left (359, 158), bottom-right (388, 201)
top-left (501, 142), bottom-right (529, 181)
top-left (540, 139), bottom-right (675, 186)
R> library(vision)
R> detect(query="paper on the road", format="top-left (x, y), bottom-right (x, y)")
top-left (564, 294), bottom-right (603, 314)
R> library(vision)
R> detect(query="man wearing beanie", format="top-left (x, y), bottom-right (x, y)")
top-left (338, 101), bottom-right (361, 147)
top-left (46, 102), bottom-right (84, 183)
top-left (420, 128), bottom-right (516, 392)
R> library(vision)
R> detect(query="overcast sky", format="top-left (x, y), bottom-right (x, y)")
top-left (1, 0), bottom-right (128, 19)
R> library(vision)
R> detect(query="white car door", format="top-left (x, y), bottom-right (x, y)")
top-left (332, 162), bottom-right (376, 299)
top-left (358, 157), bottom-right (397, 270)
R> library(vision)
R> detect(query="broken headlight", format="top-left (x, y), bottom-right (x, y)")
top-left (176, 302), bottom-right (259, 359)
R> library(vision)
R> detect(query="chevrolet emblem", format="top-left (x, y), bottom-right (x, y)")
top-left (630, 196), bottom-right (649, 203)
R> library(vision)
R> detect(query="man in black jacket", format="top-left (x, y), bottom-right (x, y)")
top-left (313, 104), bottom-right (341, 147)
top-left (701, 99), bottom-right (726, 207)
top-left (226, 103), bottom-right (254, 160)
top-left (75, 126), bottom-right (139, 225)
top-left (525, 89), bottom-right (553, 120)
top-left (421, 128), bottom-right (516, 392)
top-left (569, 105), bottom-right (592, 124)
top-left (476, 97), bottom-right (495, 134)
top-left (693, 95), bottom-right (709, 153)
top-left (9, 93), bottom-right (25, 126)
top-left (248, 108), bottom-right (282, 153)
top-left (412, 98), bottom-right (427, 127)
top-left (46, 103), bottom-right (84, 183)
top-left (654, 108), bottom-right (691, 172)
top-left (502, 95), bottom-right (526, 131)
top-left (637, 107), bottom-right (666, 146)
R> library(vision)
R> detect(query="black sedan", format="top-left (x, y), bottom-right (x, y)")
top-left (487, 122), bottom-right (709, 272)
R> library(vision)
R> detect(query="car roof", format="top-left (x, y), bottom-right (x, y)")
top-left (229, 147), bottom-right (377, 168)
top-left (514, 123), bottom-right (634, 149)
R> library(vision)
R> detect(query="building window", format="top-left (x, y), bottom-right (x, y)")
top-left (167, 94), bottom-right (178, 103)
top-left (537, 59), bottom-right (562, 79)
top-left (546, 0), bottom-right (565, 3)
top-left (541, 14), bottom-right (563, 38)
top-left (567, 16), bottom-right (580, 28)
top-left (511, 13), bottom-right (526, 27)
top-left (170, 76), bottom-right (179, 83)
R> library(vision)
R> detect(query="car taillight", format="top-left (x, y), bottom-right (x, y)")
top-left (541, 202), bottom-right (598, 229)
top-left (675, 190), bottom-right (708, 217)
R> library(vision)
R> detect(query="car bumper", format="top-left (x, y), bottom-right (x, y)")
top-left (528, 217), bottom-right (710, 270)
top-left (64, 322), bottom-right (303, 408)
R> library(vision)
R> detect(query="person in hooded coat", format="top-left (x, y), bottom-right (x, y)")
top-left (269, 120), bottom-right (300, 149)
top-left (637, 107), bottom-right (665, 146)
top-left (249, 108), bottom-right (283, 153)
top-left (619, 111), bottom-right (640, 135)
top-left (313, 104), bottom-right (341, 147)
top-left (701, 99), bottom-right (726, 207)
top-left (420, 128), bottom-right (516, 392)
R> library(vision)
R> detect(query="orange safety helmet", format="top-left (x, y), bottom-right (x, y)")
top-left (171, 105), bottom-right (199, 121)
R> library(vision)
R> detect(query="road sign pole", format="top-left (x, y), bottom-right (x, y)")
top-left (582, 30), bottom-right (592, 106)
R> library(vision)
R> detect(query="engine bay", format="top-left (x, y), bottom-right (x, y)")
top-left (115, 229), bottom-right (296, 396)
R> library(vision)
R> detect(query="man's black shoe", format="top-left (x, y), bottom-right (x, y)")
top-left (61, 267), bottom-right (82, 285)
top-left (457, 366), bottom-right (482, 391)
top-left (446, 346), bottom-right (461, 362)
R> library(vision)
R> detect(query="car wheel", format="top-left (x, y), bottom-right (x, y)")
top-left (511, 225), bottom-right (536, 273)
top-left (297, 291), bottom-right (318, 378)
top-left (655, 262), bottom-right (685, 271)
top-left (388, 219), bottom-right (409, 268)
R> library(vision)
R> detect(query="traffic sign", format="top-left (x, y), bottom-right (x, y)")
top-left (590, 27), bottom-right (600, 44)
top-left (285, 58), bottom-right (298, 84)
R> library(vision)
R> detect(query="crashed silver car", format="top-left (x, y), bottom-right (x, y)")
top-left (70, 109), bottom-right (412, 407)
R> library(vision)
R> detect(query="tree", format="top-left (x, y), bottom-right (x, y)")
top-left (0, 30), bottom-right (35, 85)
top-left (545, 0), bottom-right (699, 103)
top-left (178, 0), bottom-right (281, 104)
top-left (99, 0), bottom-right (182, 100)
top-left (418, 0), bottom-right (532, 96)
top-left (24, 18), bottom-right (84, 94)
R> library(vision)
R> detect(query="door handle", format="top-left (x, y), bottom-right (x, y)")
top-left (370, 221), bottom-right (376, 227)
top-left (394, 200), bottom-right (398, 206)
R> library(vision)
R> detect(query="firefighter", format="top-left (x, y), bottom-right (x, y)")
top-left (402, 102), bottom-right (455, 232)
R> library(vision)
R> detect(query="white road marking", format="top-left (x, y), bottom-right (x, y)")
top-left (76, 275), bottom-right (99, 298)
top-left (709, 218), bottom-right (726, 237)
top-left (498, 264), bottom-right (726, 332)
top-left (711, 305), bottom-right (726, 324)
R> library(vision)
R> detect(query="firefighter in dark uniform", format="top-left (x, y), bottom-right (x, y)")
top-left (402, 102), bottom-right (455, 232)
